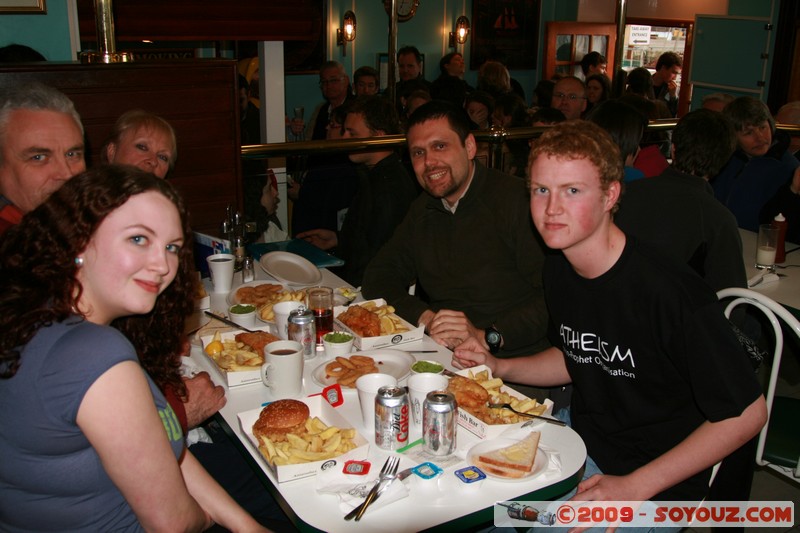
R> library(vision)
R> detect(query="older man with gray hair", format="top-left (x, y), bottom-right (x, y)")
top-left (0, 82), bottom-right (85, 234)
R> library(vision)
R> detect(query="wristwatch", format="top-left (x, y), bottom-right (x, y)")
top-left (485, 325), bottom-right (502, 354)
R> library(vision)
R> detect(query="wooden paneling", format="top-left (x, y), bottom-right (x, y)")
top-left (76, 0), bottom-right (323, 42)
top-left (0, 61), bottom-right (242, 235)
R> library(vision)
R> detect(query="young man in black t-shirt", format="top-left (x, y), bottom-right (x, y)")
top-left (453, 121), bottom-right (766, 503)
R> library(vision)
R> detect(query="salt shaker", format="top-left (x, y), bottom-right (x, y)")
top-left (242, 256), bottom-right (255, 283)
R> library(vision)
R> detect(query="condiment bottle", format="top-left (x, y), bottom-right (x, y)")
top-left (772, 213), bottom-right (787, 264)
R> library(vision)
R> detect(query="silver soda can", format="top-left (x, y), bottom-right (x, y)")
top-left (375, 385), bottom-right (410, 450)
top-left (423, 391), bottom-right (457, 456)
top-left (287, 306), bottom-right (316, 359)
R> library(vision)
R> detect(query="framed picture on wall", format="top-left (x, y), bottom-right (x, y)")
top-left (0, 0), bottom-right (46, 13)
top-left (471, 0), bottom-right (540, 70)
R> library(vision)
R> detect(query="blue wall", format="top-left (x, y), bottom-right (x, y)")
top-left (0, 0), bottom-right (74, 61)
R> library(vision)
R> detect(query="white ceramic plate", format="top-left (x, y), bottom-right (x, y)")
top-left (311, 349), bottom-right (416, 388)
top-left (467, 437), bottom-right (547, 482)
top-left (226, 280), bottom-right (290, 308)
top-left (258, 251), bottom-right (322, 287)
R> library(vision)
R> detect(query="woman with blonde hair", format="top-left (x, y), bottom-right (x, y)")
top-left (103, 109), bottom-right (177, 179)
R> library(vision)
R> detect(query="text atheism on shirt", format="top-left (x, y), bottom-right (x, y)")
top-left (560, 323), bottom-right (637, 380)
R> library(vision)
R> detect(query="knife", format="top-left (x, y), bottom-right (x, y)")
top-left (203, 311), bottom-right (258, 333)
top-left (344, 467), bottom-right (415, 520)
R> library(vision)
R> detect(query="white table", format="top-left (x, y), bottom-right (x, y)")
top-left (739, 228), bottom-right (800, 311)
top-left (192, 268), bottom-right (587, 532)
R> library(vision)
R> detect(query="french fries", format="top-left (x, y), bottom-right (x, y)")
top-left (256, 289), bottom-right (307, 322)
top-left (204, 331), bottom-right (263, 371)
top-left (465, 368), bottom-right (547, 424)
top-left (255, 416), bottom-right (359, 466)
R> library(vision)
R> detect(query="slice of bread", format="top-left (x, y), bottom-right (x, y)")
top-left (475, 432), bottom-right (540, 477)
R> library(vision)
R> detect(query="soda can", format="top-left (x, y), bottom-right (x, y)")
top-left (423, 391), bottom-right (457, 456)
top-left (287, 306), bottom-right (316, 359)
top-left (375, 385), bottom-right (409, 450)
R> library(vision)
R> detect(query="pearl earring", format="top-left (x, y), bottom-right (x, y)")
top-left (74, 257), bottom-right (84, 267)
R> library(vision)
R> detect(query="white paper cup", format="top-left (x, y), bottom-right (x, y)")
top-left (355, 373), bottom-right (397, 432)
top-left (228, 304), bottom-right (256, 329)
top-left (273, 300), bottom-right (304, 339)
top-left (260, 340), bottom-right (304, 399)
top-left (408, 373), bottom-right (449, 428)
top-left (206, 253), bottom-right (235, 293)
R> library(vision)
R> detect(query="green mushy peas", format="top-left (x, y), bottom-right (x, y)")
top-left (324, 332), bottom-right (353, 343)
top-left (230, 304), bottom-right (256, 314)
top-left (412, 360), bottom-right (443, 373)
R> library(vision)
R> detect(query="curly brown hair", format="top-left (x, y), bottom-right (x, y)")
top-left (0, 165), bottom-right (194, 400)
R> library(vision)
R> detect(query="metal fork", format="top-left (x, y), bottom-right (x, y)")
top-left (344, 456), bottom-right (399, 521)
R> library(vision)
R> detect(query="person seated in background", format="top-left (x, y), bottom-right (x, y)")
top-left (651, 51), bottom-right (682, 117)
top-left (396, 45), bottom-right (432, 107)
top-left (464, 90), bottom-right (494, 130)
top-left (353, 65), bottom-right (380, 96)
top-left (290, 104), bottom-right (359, 237)
top-left (551, 76), bottom-right (586, 121)
top-left (0, 82), bottom-right (85, 236)
top-left (532, 79), bottom-right (555, 108)
top-left (453, 120), bottom-right (766, 508)
top-left (0, 166), bottom-right (268, 532)
top-left (102, 109), bottom-right (176, 179)
top-left (297, 96), bottom-right (418, 287)
top-left (477, 60), bottom-right (513, 101)
top-left (306, 61), bottom-right (354, 141)
top-left (702, 92), bottom-right (734, 113)
top-left (584, 73), bottom-right (611, 115)
top-left (362, 101), bottom-right (550, 363)
top-left (758, 101), bottom-right (800, 242)
top-left (617, 92), bottom-right (671, 177)
top-left (529, 106), bottom-right (566, 126)
top-left (587, 99), bottom-right (647, 182)
top-left (430, 52), bottom-right (473, 107)
top-left (257, 169), bottom-right (288, 243)
top-left (404, 89), bottom-right (432, 120)
top-left (616, 108), bottom-right (745, 292)
top-left (712, 96), bottom-right (800, 232)
top-left (579, 51), bottom-right (607, 79)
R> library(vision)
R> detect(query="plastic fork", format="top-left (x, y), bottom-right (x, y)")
top-left (345, 456), bottom-right (399, 521)
top-left (487, 403), bottom-right (567, 426)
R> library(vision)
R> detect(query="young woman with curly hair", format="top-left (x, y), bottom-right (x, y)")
top-left (0, 165), bottom-right (266, 532)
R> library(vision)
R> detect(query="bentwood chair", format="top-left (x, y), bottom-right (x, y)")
top-left (717, 288), bottom-right (800, 481)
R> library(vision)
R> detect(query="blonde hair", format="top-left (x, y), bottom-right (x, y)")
top-left (102, 109), bottom-right (177, 169)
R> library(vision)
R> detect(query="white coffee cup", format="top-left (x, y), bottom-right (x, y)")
top-left (408, 373), bottom-right (449, 428)
top-left (260, 340), bottom-right (304, 399)
top-left (206, 253), bottom-right (235, 293)
top-left (355, 373), bottom-right (397, 432)
top-left (273, 300), bottom-right (304, 339)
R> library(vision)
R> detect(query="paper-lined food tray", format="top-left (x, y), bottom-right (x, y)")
top-left (334, 298), bottom-right (423, 350)
top-left (237, 396), bottom-right (368, 482)
top-left (200, 329), bottom-right (275, 387)
top-left (453, 365), bottom-right (554, 440)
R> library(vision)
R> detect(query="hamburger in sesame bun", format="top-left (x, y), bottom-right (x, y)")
top-left (252, 399), bottom-right (310, 443)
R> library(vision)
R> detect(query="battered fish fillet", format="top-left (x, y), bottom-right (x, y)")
top-left (447, 375), bottom-right (490, 409)
top-left (338, 305), bottom-right (381, 337)
top-left (235, 331), bottom-right (280, 357)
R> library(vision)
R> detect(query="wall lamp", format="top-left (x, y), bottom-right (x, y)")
top-left (337, 10), bottom-right (357, 56)
top-left (449, 16), bottom-right (470, 48)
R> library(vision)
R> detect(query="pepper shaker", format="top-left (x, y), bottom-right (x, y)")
top-left (242, 256), bottom-right (255, 283)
